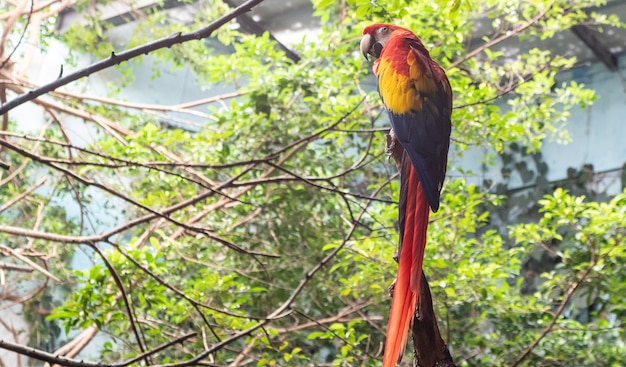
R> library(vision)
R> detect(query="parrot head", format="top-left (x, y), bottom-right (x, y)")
top-left (360, 23), bottom-right (404, 60)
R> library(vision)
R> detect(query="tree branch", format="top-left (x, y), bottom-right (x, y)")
top-left (510, 263), bottom-right (595, 367)
top-left (449, 0), bottom-right (556, 69)
top-left (0, 332), bottom-right (197, 367)
top-left (0, 243), bottom-right (60, 282)
top-left (412, 274), bottom-right (456, 367)
top-left (0, 176), bottom-right (46, 213)
top-left (0, 0), bottom-right (266, 115)
top-left (0, 261), bottom-right (33, 272)
top-left (148, 175), bottom-right (396, 367)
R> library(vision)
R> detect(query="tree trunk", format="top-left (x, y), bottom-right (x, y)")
top-left (412, 274), bottom-right (456, 367)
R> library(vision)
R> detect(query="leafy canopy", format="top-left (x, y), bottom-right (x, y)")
top-left (0, 0), bottom-right (624, 366)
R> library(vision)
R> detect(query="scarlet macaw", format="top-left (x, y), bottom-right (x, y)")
top-left (360, 24), bottom-right (452, 366)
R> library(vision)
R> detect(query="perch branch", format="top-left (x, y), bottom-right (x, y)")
top-left (385, 130), bottom-right (456, 367)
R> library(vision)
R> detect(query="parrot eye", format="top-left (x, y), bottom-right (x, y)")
top-left (380, 26), bottom-right (389, 33)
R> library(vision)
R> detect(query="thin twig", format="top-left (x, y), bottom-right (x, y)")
top-left (449, 0), bottom-right (556, 69)
top-left (0, 243), bottom-right (60, 282)
top-left (510, 263), bottom-right (595, 367)
top-left (0, 177), bottom-right (46, 213)
top-left (89, 244), bottom-right (149, 364)
top-left (150, 176), bottom-right (396, 367)
top-left (0, 262), bottom-right (33, 272)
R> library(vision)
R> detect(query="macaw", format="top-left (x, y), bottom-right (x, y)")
top-left (360, 24), bottom-right (452, 366)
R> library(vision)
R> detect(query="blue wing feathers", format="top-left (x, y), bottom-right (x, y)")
top-left (389, 108), bottom-right (450, 212)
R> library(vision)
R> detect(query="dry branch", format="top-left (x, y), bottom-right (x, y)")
top-left (0, 244), bottom-right (60, 282)
top-left (413, 274), bottom-right (456, 367)
top-left (0, 332), bottom-right (197, 367)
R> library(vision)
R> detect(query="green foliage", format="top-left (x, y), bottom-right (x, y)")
top-left (2, 0), bottom-right (625, 366)
top-left (508, 189), bottom-right (626, 366)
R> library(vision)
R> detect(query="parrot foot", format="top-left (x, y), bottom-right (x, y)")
top-left (385, 129), bottom-right (403, 169)
top-left (388, 278), bottom-right (396, 297)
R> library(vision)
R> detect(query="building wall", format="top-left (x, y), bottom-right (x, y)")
top-left (455, 55), bottom-right (626, 198)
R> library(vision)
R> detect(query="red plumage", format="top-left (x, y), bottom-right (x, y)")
top-left (360, 24), bottom-right (452, 366)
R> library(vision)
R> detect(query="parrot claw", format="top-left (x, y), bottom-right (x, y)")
top-left (385, 136), bottom-right (392, 154)
top-left (388, 279), bottom-right (396, 297)
top-left (385, 129), bottom-right (403, 169)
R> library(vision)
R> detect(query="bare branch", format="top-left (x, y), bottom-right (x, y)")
top-left (0, 0), bottom-right (266, 115)
top-left (0, 244), bottom-right (60, 282)
top-left (0, 138), bottom-right (270, 258)
top-left (0, 177), bottom-right (46, 213)
top-left (49, 89), bottom-right (246, 121)
top-left (45, 326), bottom-right (98, 367)
top-left (412, 274), bottom-right (456, 367)
top-left (0, 332), bottom-right (197, 367)
top-left (0, 262), bottom-right (33, 272)
top-left (105, 240), bottom-right (266, 320)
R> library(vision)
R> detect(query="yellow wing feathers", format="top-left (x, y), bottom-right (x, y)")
top-left (377, 49), bottom-right (439, 115)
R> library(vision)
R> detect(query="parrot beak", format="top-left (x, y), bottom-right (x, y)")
top-left (360, 33), bottom-right (383, 60)
top-left (360, 34), bottom-right (373, 60)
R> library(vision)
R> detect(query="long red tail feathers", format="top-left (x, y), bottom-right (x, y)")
top-left (383, 157), bottom-right (431, 367)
